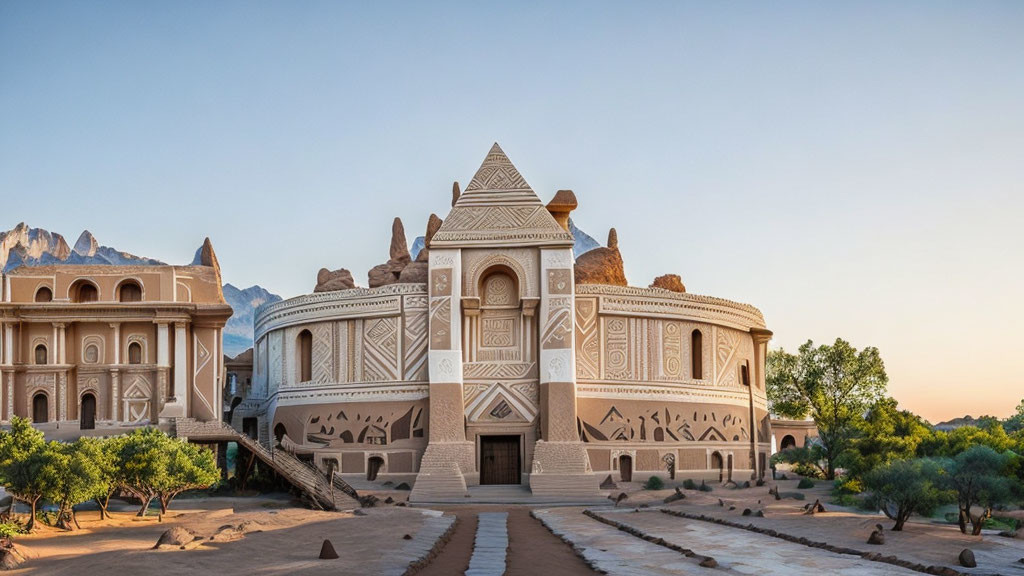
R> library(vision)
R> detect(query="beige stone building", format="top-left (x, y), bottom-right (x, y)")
top-left (241, 144), bottom-right (773, 500)
top-left (0, 240), bottom-right (232, 430)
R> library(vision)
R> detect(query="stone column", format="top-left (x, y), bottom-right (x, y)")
top-left (0, 322), bottom-right (10, 423)
top-left (156, 322), bottom-right (170, 409)
top-left (410, 249), bottom-right (475, 502)
top-left (110, 369), bottom-right (120, 422)
top-left (749, 328), bottom-right (773, 480)
top-left (57, 323), bottom-right (67, 365)
top-left (159, 321), bottom-right (188, 419)
top-left (529, 248), bottom-right (599, 497)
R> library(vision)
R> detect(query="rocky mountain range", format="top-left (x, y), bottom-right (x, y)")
top-left (222, 284), bottom-right (282, 356)
top-left (0, 222), bottom-right (164, 273)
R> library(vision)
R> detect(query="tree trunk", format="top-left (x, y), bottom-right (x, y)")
top-left (958, 506), bottom-right (969, 534)
top-left (72, 508), bottom-right (81, 530)
top-left (892, 509), bottom-right (909, 531)
top-left (95, 497), bottom-right (108, 520)
top-left (26, 497), bottom-right (39, 532)
top-left (137, 496), bottom-right (152, 517)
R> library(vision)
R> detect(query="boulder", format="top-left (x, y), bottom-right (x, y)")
top-left (314, 268), bottom-right (356, 292)
top-left (574, 228), bottom-right (627, 286)
top-left (650, 274), bottom-right (686, 293)
top-left (398, 261), bottom-right (428, 283)
top-left (664, 487), bottom-right (686, 504)
top-left (867, 525), bottom-right (885, 545)
top-left (699, 556), bottom-right (718, 568)
top-left (958, 548), bottom-right (976, 568)
top-left (368, 217), bottom-right (414, 288)
top-left (154, 527), bottom-right (202, 549)
top-left (368, 263), bottom-right (398, 288)
top-left (416, 214), bottom-right (443, 262)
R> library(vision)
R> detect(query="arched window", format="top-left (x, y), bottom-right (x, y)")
top-left (34, 344), bottom-right (48, 365)
top-left (84, 344), bottom-right (100, 364)
top-left (34, 287), bottom-right (52, 303)
top-left (118, 281), bottom-right (142, 302)
top-left (127, 342), bottom-right (143, 364)
top-left (71, 280), bottom-right (99, 303)
top-left (297, 330), bottom-right (312, 382)
top-left (691, 329), bottom-right (703, 380)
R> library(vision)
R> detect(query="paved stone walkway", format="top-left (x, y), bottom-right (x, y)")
top-left (467, 512), bottom-right (509, 576)
top-left (537, 507), bottom-right (933, 576)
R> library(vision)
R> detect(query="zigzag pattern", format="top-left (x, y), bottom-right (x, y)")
top-left (403, 309), bottom-right (428, 380)
top-left (312, 323), bottom-right (333, 383)
top-left (575, 299), bottom-right (599, 379)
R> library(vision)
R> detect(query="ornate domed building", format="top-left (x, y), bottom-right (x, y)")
top-left (240, 144), bottom-right (772, 501)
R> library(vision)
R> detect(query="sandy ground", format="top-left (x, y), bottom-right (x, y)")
top-left (8, 494), bottom-right (446, 576)
top-left (414, 505), bottom-right (597, 576)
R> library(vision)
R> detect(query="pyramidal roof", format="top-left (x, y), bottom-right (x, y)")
top-left (432, 143), bottom-right (574, 248)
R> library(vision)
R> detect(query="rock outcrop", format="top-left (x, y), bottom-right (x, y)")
top-left (651, 274), bottom-right (686, 293)
top-left (315, 268), bottom-right (356, 292)
top-left (368, 218), bottom-right (412, 288)
top-left (574, 228), bottom-right (626, 286)
top-left (416, 214), bottom-right (443, 263)
top-left (154, 527), bottom-right (203, 550)
top-left (451, 181), bottom-right (460, 207)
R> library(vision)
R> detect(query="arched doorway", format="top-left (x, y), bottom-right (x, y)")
top-left (618, 454), bottom-right (633, 483)
top-left (32, 393), bottom-right (48, 423)
top-left (780, 435), bottom-right (796, 451)
top-left (710, 451), bottom-right (724, 482)
top-left (273, 423), bottom-right (287, 445)
top-left (80, 393), bottom-right (96, 430)
top-left (726, 454), bottom-right (734, 483)
top-left (367, 456), bottom-right (384, 481)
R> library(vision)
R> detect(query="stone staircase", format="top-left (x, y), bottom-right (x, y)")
top-left (174, 418), bottom-right (359, 511)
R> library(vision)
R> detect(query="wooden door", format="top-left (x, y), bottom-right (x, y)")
top-left (618, 455), bottom-right (633, 482)
top-left (367, 456), bottom-right (384, 481)
top-left (80, 394), bottom-right (96, 430)
top-left (33, 394), bottom-right (48, 423)
top-left (480, 435), bottom-right (521, 485)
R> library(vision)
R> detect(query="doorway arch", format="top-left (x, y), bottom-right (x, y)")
top-left (367, 456), bottom-right (384, 481)
top-left (710, 451), bottom-right (724, 482)
top-left (618, 454), bottom-right (633, 483)
top-left (80, 393), bottom-right (96, 430)
top-left (780, 435), bottom-right (797, 451)
top-left (32, 393), bottom-right (48, 423)
top-left (273, 423), bottom-right (287, 445)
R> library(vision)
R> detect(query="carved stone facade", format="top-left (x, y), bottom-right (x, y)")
top-left (243, 143), bottom-right (772, 498)
top-left (0, 244), bottom-right (232, 432)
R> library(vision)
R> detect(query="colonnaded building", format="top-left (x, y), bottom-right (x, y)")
top-left (237, 144), bottom-right (773, 501)
top-left (0, 240), bottom-right (232, 429)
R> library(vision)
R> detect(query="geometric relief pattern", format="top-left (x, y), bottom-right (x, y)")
top-left (658, 320), bottom-right (683, 380)
top-left (362, 317), bottom-right (399, 381)
top-left (603, 317), bottom-right (633, 380)
top-left (464, 381), bottom-right (538, 423)
top-left (403, 303), bottom-right (428, 381)
top-left (541, 296), bottom-right (572, 350)
top-left (715, 328), bottom-right (741, 387)
top-left (304, 403), bottom-right (426, 447)
top-left (122, 374), bottom-right (152, 424)
top-left (575, 298), bottom-right (599, 379)
top-left (481, 315), bottom-right (515, 348)
top-left (312, 323), bottom-right (333, 384)
top-left (578, 402), bottom-right (749, 444)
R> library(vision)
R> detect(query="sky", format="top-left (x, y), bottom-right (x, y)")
top-left (2, 2), bottom-right (1022, 423)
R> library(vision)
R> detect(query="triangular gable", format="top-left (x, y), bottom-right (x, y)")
top-left (432, 143), bottom-right (574, 248)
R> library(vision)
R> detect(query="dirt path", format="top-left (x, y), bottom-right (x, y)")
top-left (414, 506), bottom-right (596, 576)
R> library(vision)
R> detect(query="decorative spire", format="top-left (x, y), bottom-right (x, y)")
top-left (607, 228), bottom-right (618, 250)
top-left (451, 181), bottom-right (460, 207)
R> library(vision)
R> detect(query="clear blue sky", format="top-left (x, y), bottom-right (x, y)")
top-left (2, 2), bottom-right (1023, 422)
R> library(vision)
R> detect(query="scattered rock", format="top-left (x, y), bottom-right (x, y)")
top-left (319, 539), bottom-right (339, 560)
top-left (403, 534), bottom-right (412, 540)
top-left (314, 268), bottom-right (356, 292)
top-left (396, 502), bottom-right (408, 507)
top-left (664, 487), bottom-right (686, 504)
top-left (699, 556), bottom-right (718, 568)
top-left (804, 499), bottom-right (826, 515)
top-left (353, 509), bottom-right (368, 516)
top-left (742, 508), bottom-right (752, 516)
top-left (754, 510), bottom-right (764, 517)
top-left (610, 492), bottom-right (629, 507)
top-left (384, 497), bottom-right (394, 504)
top-left (718, 499), bottom-right (725, 507)
top-left (358, 495), bottom-right (380, 508)
top-left (958, 548), bottom-right (976, 568)
top-left (154, 527), bottom-right (202, 550)
top-left (728, 506), bottom-right (736, 511)
top-left (394, 483), bottom-right (411, 491)
top-left (867, 524), bottom-right (885, 545)
top-left (575, 228), bottom-right (627, 286)
top-left (650, 274), bottom-right (686, 293)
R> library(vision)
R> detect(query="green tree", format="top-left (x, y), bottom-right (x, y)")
top-left (939, 445), bottom-right (1015, 535)
top-left (847, 398), bottom-right (933, 479)
top-left (41, 439), bottom-right (110, 530)
top-left (67, 436), bottom-right (120, 521)
top-left (863, 459), bottom-right (949, 531)
top-left (766, 348), bottom-right (810, 419)
top-left (0, 417), bottom-right (52, 530)
top-left (1003, 400), bottom-right (1024, 434)
top-left (155, 440), bottom-right (219, 514)
top-left (767, 339), bottom-right (888, 479)
top-left (771, 444), bottom-right (827, 478)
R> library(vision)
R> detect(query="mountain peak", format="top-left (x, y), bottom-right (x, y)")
top-left (74, 230), bottom-right (98, 257)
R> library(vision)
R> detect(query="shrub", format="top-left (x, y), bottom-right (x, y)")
top-left (0, 522), bottom-right (23, 539)
top-left (797, 478), bottom-right (815, 489)
top-left (834, 477), bottom-right (863, 495)
top-left (644, 476), bottom-right (664, 490)
top-left (864, 459), bottom-right (949, 531)
top-left (682, 479), bottom-right (697, 490)
top-left (793, 463), bottom-right (824, 479)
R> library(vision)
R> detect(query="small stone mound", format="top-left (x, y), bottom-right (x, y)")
top-left (650, 274), bottom-right (686, 293)
top-left (742, 508), bottom-right (752, 516)
top-left (359, 495), bottom-right (381, 507)
top-left (402, 534), bottom-right (412, 540)
top-left (384, 497), bottom-right (395, 504)
top-left (958, 548), bottom-right (976, 568)
top-left (600, 474), bottom-right (618, 489)
top-left (319, 539), bottom-right (339, 560)
top-left (153, 527), bottom-right (202, 550)
top-left (663, 487), bottom-right (686, 504)
top-left (867, 524), bottom-right (885, 545)
top-left (314, 268), bottom-right (356, 292)
top-left (699, 556), bottom-right (718, 568)
top-left (395, 482), bottom-right (412, 491)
